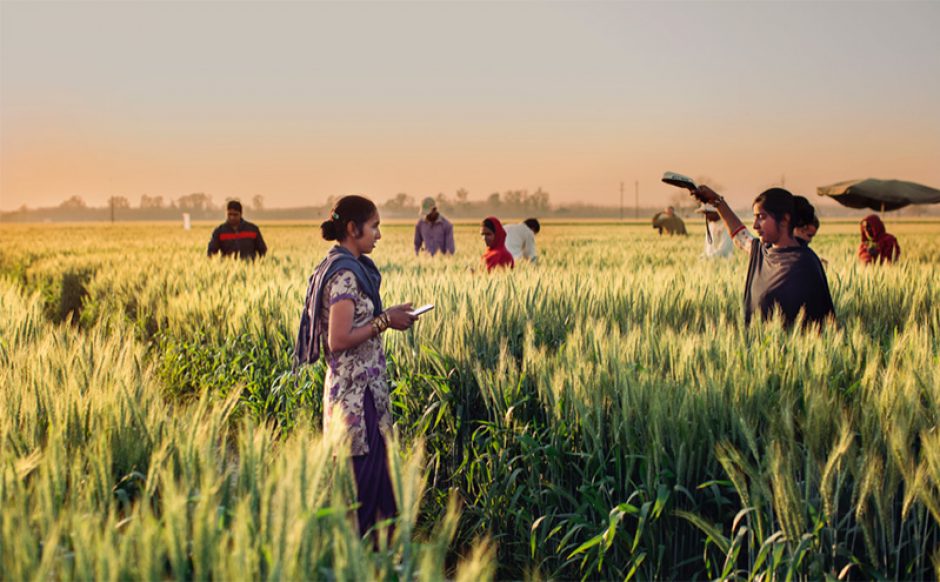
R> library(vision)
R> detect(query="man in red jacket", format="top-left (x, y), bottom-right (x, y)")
top-left (207, 200), bottom-right (268, 260)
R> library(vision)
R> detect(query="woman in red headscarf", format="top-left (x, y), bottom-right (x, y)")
top-left (858, 214), bottom-right (900, 265)
top-left (480, 217), bottom-right (515, 272)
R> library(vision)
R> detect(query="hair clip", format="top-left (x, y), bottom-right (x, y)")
top-left (331, 211), bottom-right (340, 220)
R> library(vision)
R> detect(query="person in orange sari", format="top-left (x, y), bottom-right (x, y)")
top-left (858, 214), bottom-right (900, 265)
top-left (480, 217), bottom-right (514, 272)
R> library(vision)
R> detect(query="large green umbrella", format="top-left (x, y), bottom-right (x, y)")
top-left (817, 178), bottom-right (940, 212)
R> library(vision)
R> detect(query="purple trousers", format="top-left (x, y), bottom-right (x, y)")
top-left (352, 389), bottom-right (398, 538)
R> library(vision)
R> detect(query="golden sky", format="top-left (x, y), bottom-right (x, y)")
top-left (3, 1), bottom-right (939, 211)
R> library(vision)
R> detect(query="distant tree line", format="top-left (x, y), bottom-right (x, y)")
top-left (2, 188), bottom-right (935, 223)
top-left (1, 192), bottom-right (271, 223)
top-left (52, 192), bottom-right (267, 213)
top-left (378, 188), bottom-right (551, 219)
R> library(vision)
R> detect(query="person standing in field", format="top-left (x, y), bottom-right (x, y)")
top-left (691, 186), bottom-right (835, 328)
top-left (697, 204), bottom-right (733, 259)
top-left (504, 218), bottom-right (541, 263)
top-left (480, 216), bottom-right (514, 272)
top-left (414, 197), bottom-right (455, 256)
top-left (652, 206), bottom-right (688, 235)
top-left (207, 200), bottom-right (268, 260)
top-left (293, 195), bottom-right (419, 539)
top-left (858, 214), bottom-right (900, 265)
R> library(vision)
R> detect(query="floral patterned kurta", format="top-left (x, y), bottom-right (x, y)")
top-left (320, 270), bottom-right (393, 456)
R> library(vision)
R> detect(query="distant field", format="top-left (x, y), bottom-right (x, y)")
top-left (2, 219), bottom-right (939, 579)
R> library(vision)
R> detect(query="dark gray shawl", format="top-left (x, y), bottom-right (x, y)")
top-left (743, 239), bottom-right (835, 328)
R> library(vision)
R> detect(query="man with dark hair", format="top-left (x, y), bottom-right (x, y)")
top-left (207, 200), bottom-right (268, 260)
top-left (504, 217), bottom-right (540, 263)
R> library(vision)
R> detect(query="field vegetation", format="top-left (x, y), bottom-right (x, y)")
top-left (2, 218), bottom-right (939, 579)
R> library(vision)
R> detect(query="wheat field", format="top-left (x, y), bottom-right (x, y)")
top-left (2, 218), bottom-right (939, 580)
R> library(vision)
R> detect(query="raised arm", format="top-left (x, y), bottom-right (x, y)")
top-left (692, 186), bottom-right (753, 252)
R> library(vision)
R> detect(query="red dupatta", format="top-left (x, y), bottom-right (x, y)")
top-left (858, 214), bottom-right (900, 264)
top-left (482, 216), bottom-right (515, 272)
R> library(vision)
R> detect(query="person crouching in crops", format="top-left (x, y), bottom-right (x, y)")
top-left (480, 216), bottom-right (515, 272)
top-left (652, 206), bottom-right (688, 236)
top-left (293, 195), bottom-right (419, 540)
top-left (691, 186), bottom-right (835, 328)
top-left (858, 214), bottom-right (900, 265)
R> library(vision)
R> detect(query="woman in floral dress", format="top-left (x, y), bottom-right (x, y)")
top-left (294, 195), bottom-right (418, 537)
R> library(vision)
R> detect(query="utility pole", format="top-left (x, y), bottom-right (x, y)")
top-left (635, 180), bottom-right (639, 219)
top-left (620, 182), bottom-right (624, 221)
top-left (110, 196), bottom-right (115, 223)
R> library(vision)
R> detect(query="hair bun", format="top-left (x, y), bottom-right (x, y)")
top-left (320, 219), bottom-right (338, 241)
top-left (319, 195), bottom-right (378, 243)
top-left (792, 195), bottom-right (816, 229)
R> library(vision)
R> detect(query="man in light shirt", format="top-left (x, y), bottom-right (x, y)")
top-left (414, 197), bottom-right (455, 256)
top-left (504, 218), bottom-right (540, 263)
top-left (697, 204), bottom-right (733, 258)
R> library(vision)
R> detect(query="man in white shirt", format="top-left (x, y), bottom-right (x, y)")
top-left (697, 204), bottom-right (733, 258)
top-left (504, 218), bottom-right (540, 263)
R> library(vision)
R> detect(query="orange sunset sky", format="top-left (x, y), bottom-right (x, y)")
top-left (2, 1), bottom-right (939, 211)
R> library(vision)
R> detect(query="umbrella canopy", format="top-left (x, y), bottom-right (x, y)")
top-left (817, 178), bottom-right (940, 211)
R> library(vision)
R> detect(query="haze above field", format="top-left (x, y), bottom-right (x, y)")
top-left (2, 1), bottom-right (940, 212)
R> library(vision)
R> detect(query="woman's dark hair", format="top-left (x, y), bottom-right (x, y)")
top-left (482, 218), bottom-right (496, 233)
top-left (320, 195), bottom-right (377, 242)
top-left (754, 188), bottom-right (806, 234)
top-left (523, 218), bottom-right (541, 233)
top-left (791, 195), bottom-right (818, 230)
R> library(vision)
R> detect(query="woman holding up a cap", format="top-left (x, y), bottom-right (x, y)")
top-left (691, 186), bottom-right (834, 329)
